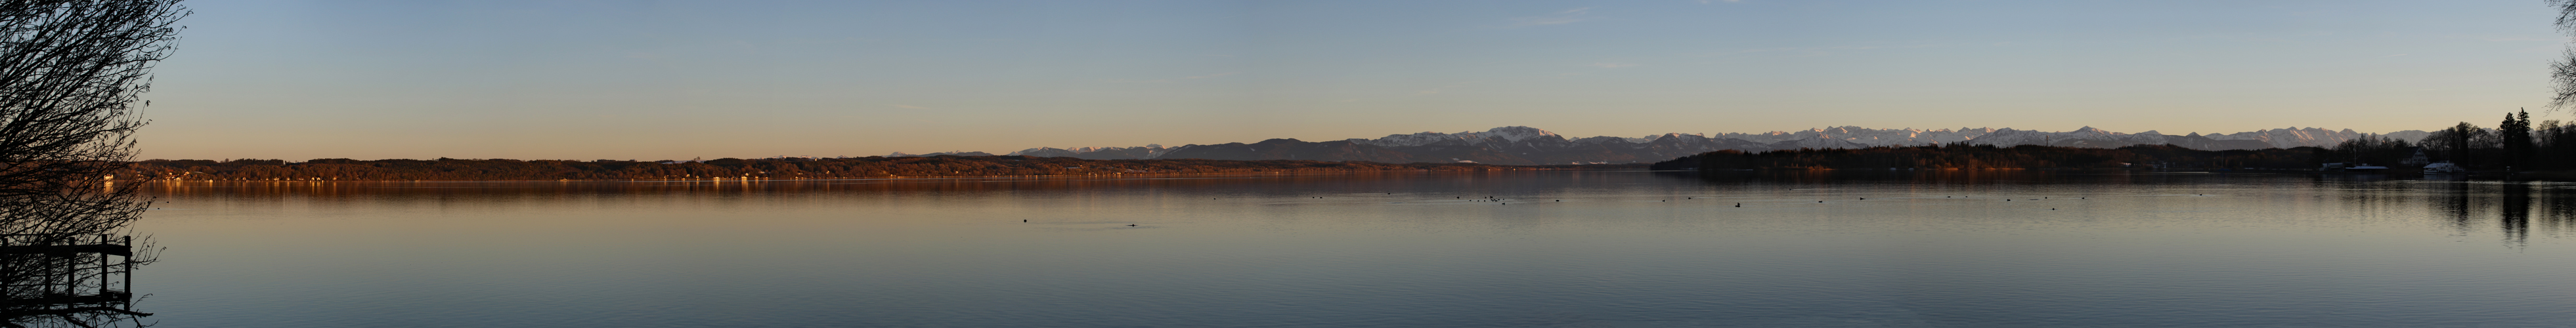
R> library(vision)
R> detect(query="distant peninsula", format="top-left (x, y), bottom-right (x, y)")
top-left (120, 156), bottom-right (1628, 182)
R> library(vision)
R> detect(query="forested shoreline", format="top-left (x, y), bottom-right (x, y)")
top-left (116, 155), bottom-right (1621, 182)
top-left (1649, 110), bottom-right (2576, 175)
top-left (1646, 144), bottom-right (2320, 172)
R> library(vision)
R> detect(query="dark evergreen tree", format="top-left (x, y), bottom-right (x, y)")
top-left (2504, 110), bottom-right (2535, 170)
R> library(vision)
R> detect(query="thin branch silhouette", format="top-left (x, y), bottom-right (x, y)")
top-left (0, 1), bottom-right (183, 327)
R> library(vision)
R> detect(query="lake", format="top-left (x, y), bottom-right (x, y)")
top-left (130, 171), bottom-right (2576, 327)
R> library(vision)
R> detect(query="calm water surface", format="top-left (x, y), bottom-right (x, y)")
top-left (131, 171), bottom-right (2576, 327)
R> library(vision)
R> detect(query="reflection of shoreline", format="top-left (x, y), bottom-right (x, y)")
top-left (2420, 180), bottom-right (2576, 246)
top-left (2504, 183), bottom-right (2531, 246)
top-left (1663, 170), bottom-right (2576, 244)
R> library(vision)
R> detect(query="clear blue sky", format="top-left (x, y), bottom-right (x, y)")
top-left (140, 0), bottom-right (2566, 160)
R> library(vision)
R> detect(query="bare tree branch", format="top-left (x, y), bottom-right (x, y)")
top-left (2550, 1), bottom-right (2576, 109)
top-left (0, 1), bottom-right (182, 327)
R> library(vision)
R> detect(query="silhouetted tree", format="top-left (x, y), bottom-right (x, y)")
top-left (0, 1), bottom-right (186, 327)
top-left (2554, 1), bottom-right (2576, 108)
top-left (2328, 134), bottom-right (2414, 167)
top-left (2422, 122), bottom-right (2497, 167)
top-left (2541, 119), bottom-right (2576, 169)
top-left (2502, 110), bottom-right (2535, 169)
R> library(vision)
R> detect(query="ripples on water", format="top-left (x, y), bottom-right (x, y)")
top-left (134, 171), bottom-right (2576, 327)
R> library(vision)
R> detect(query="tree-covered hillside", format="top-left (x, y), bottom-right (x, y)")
top-left (1649, 144), bottom-right (2323, 172)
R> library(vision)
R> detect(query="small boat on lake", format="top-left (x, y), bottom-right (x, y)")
top-left (2423, 162), bottom-right (2466, 174)
top-left (2321, 163), bottom-right (2390, 173)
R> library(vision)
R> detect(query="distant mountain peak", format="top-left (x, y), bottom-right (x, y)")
top-left (893, 125), bottom-right (2443, 164)
top-left (1477, 126), bottom-right (1560, 142)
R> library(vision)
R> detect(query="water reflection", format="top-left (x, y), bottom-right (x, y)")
top-left (2498, 181), bottom-right (2576, 243)
top-left (2416, 180), bottom-right (2576, 247)
top-left (1676, 170), bottom-right (2576, 245)
top-left (2550, 185), bottom-right (2576, 237)
top-left (126, 171), bottom-right (2576, 327)
top-left (2427, 180), bottom-right (2477, 236)
top-left (2502, 183), bottom-right (2531, 246)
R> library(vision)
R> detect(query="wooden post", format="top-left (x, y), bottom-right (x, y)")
top-left (99, 234), bottom-right (108, 295)
top-left (95, 234), bottom-right (104, 295)
top-left (123, 235), bottom-right (131, 298)
top-left (53, 236), bottom-right (64, 296)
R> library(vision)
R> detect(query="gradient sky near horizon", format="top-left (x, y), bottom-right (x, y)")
top-left (140, 0), bottom-right (2568, 160)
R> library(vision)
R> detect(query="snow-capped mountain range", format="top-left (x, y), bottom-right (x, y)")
top-left (888, 126), bottom-right (2434, 165)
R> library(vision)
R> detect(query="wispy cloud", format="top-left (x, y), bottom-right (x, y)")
top-left (892, 104), bottom-right (929, 110)
top-left (1697, 0), bottom-right (1741, 3)
top-left (1589, 62), bottom-right (1638, 68)
top-left (1510, 7), bottom-right (1594, 27)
